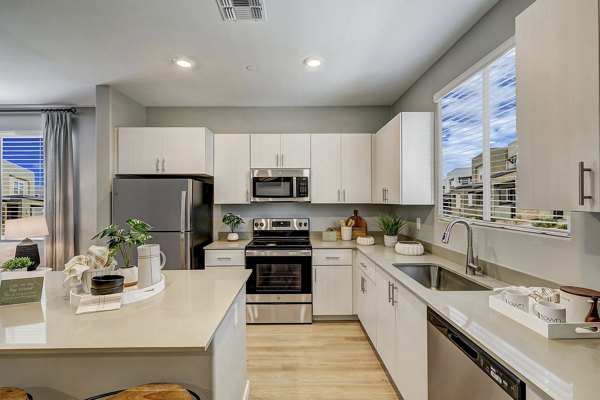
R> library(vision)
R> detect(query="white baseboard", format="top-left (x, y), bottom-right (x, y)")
top-left (243, 380), bottom-right (250, 400)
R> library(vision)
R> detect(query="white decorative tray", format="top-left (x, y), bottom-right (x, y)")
top-left (70, 274), bottom-right (166, 308)
top-left (489, 294), bottom-right (600, 339)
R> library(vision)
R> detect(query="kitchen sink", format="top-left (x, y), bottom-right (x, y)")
top-left (393, 264), bottom-right (490, 291)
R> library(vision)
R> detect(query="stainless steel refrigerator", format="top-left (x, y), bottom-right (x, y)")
top-left (112, 177), bottom-right (213, 269)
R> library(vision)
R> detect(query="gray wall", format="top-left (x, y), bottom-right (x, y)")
top-left (146, 106), bottom-right (391, 133)
top-left (391, 0), bottom-right (600, 289)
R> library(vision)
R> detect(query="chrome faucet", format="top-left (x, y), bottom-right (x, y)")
top-left (441, 219), bottom-right (481, 275)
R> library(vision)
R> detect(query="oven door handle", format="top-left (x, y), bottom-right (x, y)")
top-left (245, 249), bottom-right (312, 257)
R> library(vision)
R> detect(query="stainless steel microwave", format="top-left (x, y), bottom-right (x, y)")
top-left (251, 169), bottom-right (310, 202)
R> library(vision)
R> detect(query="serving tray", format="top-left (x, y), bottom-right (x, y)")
top-left (70, 274), bottom-right (166, 308)
top-left (489, 294), bottom-right (600, 339)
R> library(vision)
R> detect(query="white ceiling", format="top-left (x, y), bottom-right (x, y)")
top-left (0, 0), bottom-right (499, 107)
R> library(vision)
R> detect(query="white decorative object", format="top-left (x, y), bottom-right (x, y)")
top-left (356, 236), bottom-right (375, 246)
top-left (489, 294), bottom-right (600, 339)
top-left (227, 232), bottom-right (239, 242)
top-left (560, 288), bottom-right (595, 323)
top-left (394, 241), bottom-right (424, 256)
top-left (137, 244), bottom-right (166, 289)
top-left (71, 274), bottom-right (166, 308)
top-left (384, 235), bottom-right (397, 248)
top-left (81, 267), bottom-right (113, 294)
top-left (116, 266), bottom-right (138, 287)
top-left (341, 227), bottom-right (352, 241)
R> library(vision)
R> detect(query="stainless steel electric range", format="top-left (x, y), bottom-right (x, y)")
top-left (245, 218), bottom-right (312, 324)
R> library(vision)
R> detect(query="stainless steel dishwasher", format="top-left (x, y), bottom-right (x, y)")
top-left (427, 308), bottom-right (525, 400)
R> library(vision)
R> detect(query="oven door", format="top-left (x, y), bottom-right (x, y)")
top-left (252, 176), bottom-right (295, 201)
top-left (245, 249), bottom-right (312, 303)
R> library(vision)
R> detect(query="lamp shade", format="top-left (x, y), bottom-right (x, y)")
top-left (4, 216), bottom-right (49, 239)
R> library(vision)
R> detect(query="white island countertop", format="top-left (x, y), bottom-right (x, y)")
top-left (0, 269), bottom-right (251, 354)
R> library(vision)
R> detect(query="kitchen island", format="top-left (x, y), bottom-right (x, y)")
top-left (0, 268), bottom-right (251, 400)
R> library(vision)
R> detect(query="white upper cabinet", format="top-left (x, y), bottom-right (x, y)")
top-left (214, 134), bottom-right (251, 204)
top-left (311, 133), bottom-right (371, 203)
top-left (117, 127), bottom-right (213, 176)
top-left (516, 0), bottom-right (600, 212)
top-left (250, 134), bottom-right (310, 169)
top-left (371, 113), bottom-right (433, 205)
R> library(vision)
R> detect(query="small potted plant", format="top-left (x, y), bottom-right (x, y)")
top-left (92, 219), bottom-right (152, 286)
top-left (1, 257), bottom-right (33, 272)
top-left (376, 214), bottom-right (406, 247)
top-left (222, 213), bottom-right (245, 242)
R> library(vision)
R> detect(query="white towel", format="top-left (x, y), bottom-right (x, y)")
top-left (63, 246), bottom-right (113, 288)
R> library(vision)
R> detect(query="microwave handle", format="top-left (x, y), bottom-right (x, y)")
top-left (292, 176), bottom-right (297, 198)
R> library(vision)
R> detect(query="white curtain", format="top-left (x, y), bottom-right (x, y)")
top-left (43, 111), bottom-right (74, 269)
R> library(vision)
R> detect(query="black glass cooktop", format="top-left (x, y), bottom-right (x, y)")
top-left (246, 238), bottom-right (312, 249)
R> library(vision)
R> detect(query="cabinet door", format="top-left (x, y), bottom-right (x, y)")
top-left (313, 265), bottom-right (353, 316)
top-left (371, 135), bottom-right (383, 203)
top-left (375, 268), bottom-right (396, 377)
top-left (360, 273), bottom-right (377, 345)
top-left (516, 0), bottom-right (600, 211)
top-left (214, 134), bottom-right (251, 204)
top-left (341, 134), bottom-right (371, 203)
top-left (394, 283), bottom-right (428, 400)
top-left (401, 113), bottom-right (433, 205)
top-left (281, 134), bottom-right (311, 168)
top-left (117, 127), bottom-right (162, 174)
top-left (161, 128), bottom-right (208, 174)
top-left (311, 134), bottom-right (341, 203)
top-left (250, 134), bottom-right (281, 168)
top-left (352, 260), bottom-right (361, 315)
top-left (381, 116), bottom-right (401, 204)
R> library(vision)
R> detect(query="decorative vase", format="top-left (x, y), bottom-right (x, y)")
top-left (116, 266), bottom-right (138, 287)
top-left (227, 232), bottom-right (239, 242)
top-left (384, 235), bottom-right (398, 248)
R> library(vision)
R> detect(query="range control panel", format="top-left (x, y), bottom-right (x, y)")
top-left (253, 218), bottom-right (310, 231)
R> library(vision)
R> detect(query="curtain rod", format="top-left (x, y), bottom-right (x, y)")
top-left (0, 107), bottom-right (77, 114)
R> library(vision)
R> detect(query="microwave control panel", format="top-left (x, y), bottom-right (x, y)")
top-left (296, 177), bottom-right (309, 197)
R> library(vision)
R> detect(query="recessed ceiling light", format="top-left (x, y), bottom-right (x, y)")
top-left (172, 57), bottom-right (195, 69)
top-left (303, 57), bottom-right (323, 68)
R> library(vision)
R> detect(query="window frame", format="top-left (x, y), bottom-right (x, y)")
top-left (434, 38), bottom-right (570, 238)
top-left (0, 131), bottom-right (45, 240)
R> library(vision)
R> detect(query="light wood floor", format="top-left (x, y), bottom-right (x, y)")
top-left (247, 321), bottom-right (400, 400)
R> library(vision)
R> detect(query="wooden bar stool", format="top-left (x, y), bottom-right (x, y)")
top-left (0, 387), bottom-right (33, 400)
top-left (84, 383), bottom-right (200, 400)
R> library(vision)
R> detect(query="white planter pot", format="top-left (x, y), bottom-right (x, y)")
top-left (227, 232), bottom-right (239, 242)
top-left (384, 235), bottom-right (398, 248)
top-left (116, 266), bottom-right (138, 287)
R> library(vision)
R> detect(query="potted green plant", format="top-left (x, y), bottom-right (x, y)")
top-left (222, 213), bottom-right (245, 241)
top-left (92, 218), bottom-right (152, 286)
top-left (376, 214), bottom-right (406, 247)
top-left (1, 257), bottom-right (33, 272)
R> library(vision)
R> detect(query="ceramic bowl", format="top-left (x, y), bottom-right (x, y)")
top-left (90, 285), bottom-right (124, 296)
top-left (91, 275), bottom-right (125, 290)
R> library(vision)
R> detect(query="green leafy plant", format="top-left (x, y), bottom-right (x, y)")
top-left (376, 214), bottom-right (406, 236)
top-left (2, 257), bottom-right (33, 271)
top-left (532, 218), bottom-right (568, 230)
top-left (222, 213), bottom-right (245, 233)
top-left (92, 219), bottom-right (152, 267)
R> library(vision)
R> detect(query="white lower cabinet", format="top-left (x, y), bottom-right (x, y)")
top-left (205, 250), bottom-right (245, 268)
top-left (312, 249), bottom-right (353, 317)
top-left (375, 267), bottom-right (397, 378)
top-left (394, 282), bottom-right (428, 400)
top-left (355, 267), bottom-right (377, 344)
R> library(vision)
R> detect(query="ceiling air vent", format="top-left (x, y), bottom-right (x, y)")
top-left (217, 0), bottom-right (266, 21)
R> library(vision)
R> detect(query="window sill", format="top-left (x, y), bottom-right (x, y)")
top-left (438, 216), bottom-right (571, 238)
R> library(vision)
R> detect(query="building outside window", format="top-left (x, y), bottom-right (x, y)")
top-left (437, 44), bottom-right (569, 234)
top-left (0, 135), bottom-right (44, 237)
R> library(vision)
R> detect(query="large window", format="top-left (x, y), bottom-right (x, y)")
top-left (1, 135), bottom-right (44, 237)
top-left (437, 45), bottom-right (569, 235)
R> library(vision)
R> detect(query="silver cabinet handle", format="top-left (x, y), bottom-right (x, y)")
top-left (579, 161), bottom-right (592, 205)
top-left (314, 269), bottom-right (317, 282)
top-left (338, 189), bottom-right (341, 202)
top-left (391, 284), bottom-right (398, 306)
top-left (361, 276), bottom-right (366, 293)
top-left (325, 256), bottom-right (340, 259)
top-left (246, 189), bottom-right (250, 203)
top-left (382, 188), bottom-right (385, 202)
top-left (281, 153), bottom-right (284, 167)
top-left (343, 189), bottom-right (346, 202)
top-left (217, 257), bottom-right (231, 260)
top-left (360, 262), bottom-right (367, 269)
top-left (162, 158), bottom-right (166, 173)
top-left (156, 158), bottom-right (160, 173)
top-left (276, 153), bottom-right (279, 167)
top-left (388, 281), bottom-right (392, 303)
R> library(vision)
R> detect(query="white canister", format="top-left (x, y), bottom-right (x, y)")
top-left (137, 244), bottom-right (166, 289)
top-left (341, 226), bottom-right (352, 241)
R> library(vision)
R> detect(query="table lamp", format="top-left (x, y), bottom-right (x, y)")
top-left (4, 216), bottom-right (49, 271)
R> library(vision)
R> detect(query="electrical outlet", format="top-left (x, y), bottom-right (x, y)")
top-left (416, 218), bottom-right (422, 230)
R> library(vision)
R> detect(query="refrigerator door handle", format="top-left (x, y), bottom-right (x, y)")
top-left (180, 190), bottom-right (188, 270)
top-left (180, 191), bottom-right (187, 232)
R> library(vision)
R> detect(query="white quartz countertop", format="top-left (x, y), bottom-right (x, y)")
top-left (0, 269), bottom-right (251, 354)
top-left (204, 239), bottom-right (250, 250)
